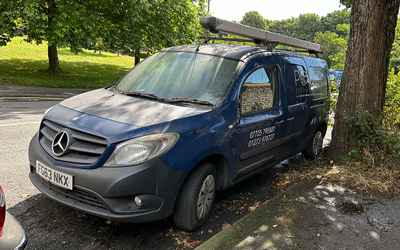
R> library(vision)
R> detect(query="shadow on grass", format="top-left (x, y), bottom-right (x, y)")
top-left (0, 58), bottom-right (132, 89)
top-left (58, 49), bottom-right (126, 59)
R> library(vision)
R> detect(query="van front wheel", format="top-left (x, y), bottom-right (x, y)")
top-left (303, 130), bottom-right (323, 160)
top-left (174, 163), bottom-right (216, 231)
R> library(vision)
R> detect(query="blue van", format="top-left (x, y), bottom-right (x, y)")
top-left (28, 19), bottom-right (329, 231)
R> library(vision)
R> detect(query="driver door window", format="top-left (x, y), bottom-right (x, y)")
top-left (241, 66), bottom-right (278, 115)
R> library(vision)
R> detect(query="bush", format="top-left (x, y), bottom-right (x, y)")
top-left (329, 79), bottom-right (338, 114)
top-left (385, 70), bottom-right (400, 130)
top-left (346, 112), bottom-right (400, 164)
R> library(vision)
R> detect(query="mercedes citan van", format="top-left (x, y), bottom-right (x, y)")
top-left (29, 17), bottom-right (329, 231)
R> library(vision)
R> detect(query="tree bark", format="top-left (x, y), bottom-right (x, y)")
top-left (47, 0), bottom-right (60, 74)
top-left (134, 49), bottom-right (140, 66)
top-left (48, 44), bottom-right (60, 74)
top-left (331, 0), bottom-right (400, 154)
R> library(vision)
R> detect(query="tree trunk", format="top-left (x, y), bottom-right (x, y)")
top-left (47, 0), bottom-right (60, 74)
top-left (331, 0), bottom-right (400, 154)
top-left (134, 49), bottom-right (140, 66)
top-left (48, 44), bottom-right (60, 74)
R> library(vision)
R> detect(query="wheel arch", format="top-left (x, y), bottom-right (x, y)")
top-left (180, 153), bottom-right (232, 195)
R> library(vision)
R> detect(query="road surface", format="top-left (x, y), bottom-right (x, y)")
top-left (0, 101), bottom-right (57, 206)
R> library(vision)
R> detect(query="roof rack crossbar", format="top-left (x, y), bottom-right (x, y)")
top-left (201, 16), bottom-right (322, 54)
top-left (202, 36), bottom-right (256, 44)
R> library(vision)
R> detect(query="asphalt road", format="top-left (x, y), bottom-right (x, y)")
top-left (0, 100), bottom-right (330, 250)
top-left (0, 101), bottom-right (58, 206)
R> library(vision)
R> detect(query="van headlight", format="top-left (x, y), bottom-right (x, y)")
top-left (104, 133), bottom-right (179, 167)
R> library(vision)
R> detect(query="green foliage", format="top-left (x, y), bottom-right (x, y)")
top-left (320, 9), bottom-right (350, 36)
top-left (390, 23), bottom-right (400, 67)
top-left (1, 0), bottom-right (201, 70)
top-left (98, 0), bottom-right (202, 60)
top-left (346, 112), bottom-right (400, 163)
top-left (384, 71), bottom-right (400, 129)
top-left (269, 14), bottom-right (322, 41)
top-left (21, 0), bottom-right (102, 50)
top-left (241, 11), bottom-right (267, 29)
top-left (314, 31), bottom-right (347, 69)
top-left (329, 80), bottom-right (338, 114)
top-left (343, 71), bottom-right (400, 164)
top-left (239, 9), bottom-right (350, 68)
top-left (340, 0), bottom-right (352, 8)
top-left (0, 0), bottom-right (20, 46)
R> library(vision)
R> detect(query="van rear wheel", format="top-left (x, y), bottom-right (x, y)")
top-left (174, 163), bottom-right (216, 231)
top-left (303, 130), bottom-right (323, 160)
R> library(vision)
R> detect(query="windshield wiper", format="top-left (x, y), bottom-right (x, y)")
top-left (119, 90), bottom-right (166, 101)
top-left (119, 91), bottom-right (214, 107)
top-left (168, 97), bottom-right (214, 107)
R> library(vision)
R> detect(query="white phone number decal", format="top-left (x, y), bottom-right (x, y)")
top-left (248, 126), bottom-right (276, 148)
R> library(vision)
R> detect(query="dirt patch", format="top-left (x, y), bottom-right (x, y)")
top-left (198, 181), bottom-right (400, 250)
top-left (274, 156), bottom-right (400, 195)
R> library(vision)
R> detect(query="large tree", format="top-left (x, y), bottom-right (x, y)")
top-left (21, 0), bottom-right (103, 73)
top-left (241, 11), bottom-right (267, 29)
top-left (102, 0), bottom-right (201, 65)
top-left (331, 0), bottom-right (400, 153)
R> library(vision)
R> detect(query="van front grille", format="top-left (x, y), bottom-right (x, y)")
top-left (39, 119), bottom-right (108, 165)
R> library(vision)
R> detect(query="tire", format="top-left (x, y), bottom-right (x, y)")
top-left (174, 163), bottom-right (216, 231)
top-left (303, 130), bottom-right (323, 160)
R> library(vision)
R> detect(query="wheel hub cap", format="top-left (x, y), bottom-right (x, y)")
top-left (313, 131), bottom-right (323, 157)
top-left (196, 175), bottom-right (215, 220)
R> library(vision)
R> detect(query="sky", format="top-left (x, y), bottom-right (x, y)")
top-left (210, 0), bottom-right (344, 21)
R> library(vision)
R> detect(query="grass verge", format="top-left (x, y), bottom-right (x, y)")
top-left (0, 37), bottom-right (133, 89)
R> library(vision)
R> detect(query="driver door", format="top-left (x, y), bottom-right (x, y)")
top-left (234, 64), bottom-right (288, 175)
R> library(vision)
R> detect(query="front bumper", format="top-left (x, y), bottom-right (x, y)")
top-left (0, 212), bottom-right (27, 250)
top-left (28, 134), bottom-right (186, 223)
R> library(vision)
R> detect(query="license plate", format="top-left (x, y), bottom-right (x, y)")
top-left (36, 161), bottom-right (73, 190)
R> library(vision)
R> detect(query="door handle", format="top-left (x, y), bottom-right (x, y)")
top-left (275, 120), bottom-right (285, 125)
top-left (287, 117), bottom-right (295, 121)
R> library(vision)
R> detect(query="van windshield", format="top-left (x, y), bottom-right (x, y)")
top-left (116, 52), bottom-right (239, 105)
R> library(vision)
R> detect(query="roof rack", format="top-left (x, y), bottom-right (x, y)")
top-left (201, 16), bottom-right (322, 54)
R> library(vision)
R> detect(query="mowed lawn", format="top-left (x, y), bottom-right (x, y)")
top-left (0, 37), bottom-right (133, 89)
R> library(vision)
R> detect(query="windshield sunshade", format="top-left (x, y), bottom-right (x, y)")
top-left (117, 52), bottom-right (239, 105)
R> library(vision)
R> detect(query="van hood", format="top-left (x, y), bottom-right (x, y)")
top-left (60, 88), bottom-right (210, 128)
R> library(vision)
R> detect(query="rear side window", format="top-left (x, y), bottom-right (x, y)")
top-left (308, 66), bottom-right (328, 98)
top-left (294, 65), bottom-right (310, 97)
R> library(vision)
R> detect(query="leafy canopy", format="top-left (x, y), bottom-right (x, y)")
top-left (0, 0), bottom-right (20, 46)
top-left (101, 0), bottom-right (202, 57)
top-left (241, 11), bottom-right (267, 29)
top-left (240, 9), bottom-right (350, 69)
top-left (21, 0), bottom-right (103, 50)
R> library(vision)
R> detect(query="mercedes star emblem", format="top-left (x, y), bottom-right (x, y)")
top-left (52, 131), bottom-right (70, 157)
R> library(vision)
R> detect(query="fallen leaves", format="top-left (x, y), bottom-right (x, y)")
top-left (274, 159), bottom-right (400, 195)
